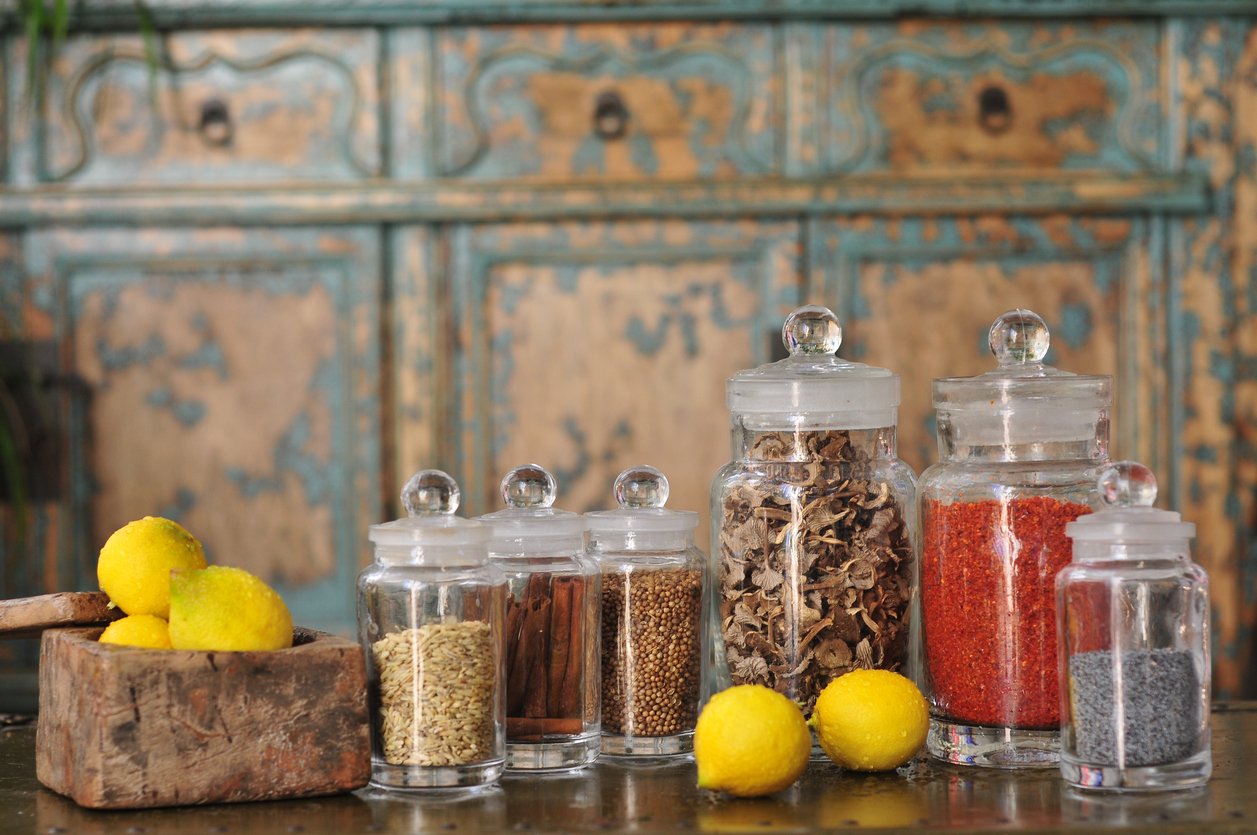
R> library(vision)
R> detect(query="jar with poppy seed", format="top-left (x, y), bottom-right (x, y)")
top-left (1057, 462), bottom-right (1211, 790)
top-left (479, 464), bottom-right (601, 772)
top-left (356, 470), bottom-right (507, 790)
top-left (919, 309), bottom-right (1110, 768)
top-left (586, 465), bottom-right (705, 759)
top-left (708, 305), bottom-right (918, 726)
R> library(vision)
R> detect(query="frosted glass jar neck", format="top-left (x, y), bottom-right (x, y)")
top-left (733, 420), bottom-right (897, 461)
top-left (373, 542), bottom-right (491, 568)
top-left (935, 422), bottom-right (1108, 464)
top-left (1069, 540), bottom-right (1192, 564)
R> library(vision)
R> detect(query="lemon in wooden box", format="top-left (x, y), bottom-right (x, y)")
top-left (35, 520), bottom-right (369, 809)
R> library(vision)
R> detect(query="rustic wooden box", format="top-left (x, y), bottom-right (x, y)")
top-left (36, 627), bottom-right (370, 809)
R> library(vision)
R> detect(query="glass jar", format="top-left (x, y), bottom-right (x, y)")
top-left (919, 309), bottom-right (1111, 768)
top-left (586, 465), bottom-right (705, 759)
top-left (708, 305), bottom-right (917, 720)
top-left (1057, 461), bottom-right (1211, 791)
top-left (479, 463), bottom-right (601, 772)
top-left (357, 469), bottom-right (507, 790)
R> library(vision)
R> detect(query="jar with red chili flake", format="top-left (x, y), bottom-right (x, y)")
top-left (919, 309), bottom-right (1110, 768)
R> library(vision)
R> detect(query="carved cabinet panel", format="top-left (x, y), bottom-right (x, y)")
top-left (15, 227), bottom-right (382, 636)
top-left (421, 220), bottom-right (802, 537)
top-left (811, 215), bottom-right (1162, 478)
top-left (788, 20), bottom-right (1163, 175)
top-left (431, 23), bottom-right (778, 181)
top-left (20, 29), bottom-right (380, 186)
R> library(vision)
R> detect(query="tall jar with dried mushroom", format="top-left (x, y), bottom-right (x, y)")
top-left (480, 464), bottom-right (601, 772)
top-left (709, 306), bottom-right (917, 722)
top-left (357, 470), bottom-right (507, 790)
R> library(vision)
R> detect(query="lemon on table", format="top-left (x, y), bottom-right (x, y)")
top-left (97, 516), bottom-right (207, 617)
top-left (168, 565), bottom-right (293, 652)
top-left (98, 614), bottom-right (172, 649)
top-left (694, 684), bottom-right (811, 798)
top-left (810, 669), bottom-right (928, 772)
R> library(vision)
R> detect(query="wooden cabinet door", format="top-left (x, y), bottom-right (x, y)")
top-left (402, 220), bottom-right (803, 541)
top-left (810, 215), bottom-right (1162, 478)
top-left (14, 227), bottom-right (381, 637)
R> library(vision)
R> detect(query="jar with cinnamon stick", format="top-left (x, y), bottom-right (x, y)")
top-left (586, 465), bottom-right (705, 759)
top-left (480, 463), bottom-right (600, 771)
top-left (357, 469), bottom-right (507, 790)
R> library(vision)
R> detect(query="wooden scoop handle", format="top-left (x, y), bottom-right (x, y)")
top-left (0, 592), bottom-right (121, 639)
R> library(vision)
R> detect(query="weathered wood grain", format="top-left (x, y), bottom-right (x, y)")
top-left (35, 626), bottom-right (370, 809)
top-left (0, 593), bottom-right (120, 639)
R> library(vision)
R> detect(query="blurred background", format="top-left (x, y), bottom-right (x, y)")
top-left (1, 0), bottom-right (1255, 709)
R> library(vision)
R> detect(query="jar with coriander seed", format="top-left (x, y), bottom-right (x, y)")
top-left (357, 469), bottom-right (507, 791)
top-left (586, 465), bottom-right (705, 759)
top-left (708, 305), bottom-right (917, 724)
top-left (920, 309), bottom-right (1110, 768)
top-left (479, 463), bottom-right (601, 772)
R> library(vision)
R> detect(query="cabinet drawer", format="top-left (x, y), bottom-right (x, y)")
top-left (32, 30), bottom-right (380, 186)
top-left (789, 21), bottom-right (1162, 175)
top-left (431, 23), bottom-right (778, 181)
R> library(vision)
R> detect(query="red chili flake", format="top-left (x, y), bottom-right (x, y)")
top-left (921, 495), bottom-right (1091, 730)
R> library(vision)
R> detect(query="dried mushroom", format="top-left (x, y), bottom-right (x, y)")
top-left (719, 429), bottom-right (913, 715)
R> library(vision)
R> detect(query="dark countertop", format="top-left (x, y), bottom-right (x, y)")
top-left (2, 705), bottom-right (1256, 834)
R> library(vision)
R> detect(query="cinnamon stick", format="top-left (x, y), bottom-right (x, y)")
top-left (559, 577), bottom-right (586, 717)
top-left (546, 577), bottom-right (574, 716)
top-left (521, 593), bottom-right (552, 719)
top-left (504, 596), bottom-right (528, 716)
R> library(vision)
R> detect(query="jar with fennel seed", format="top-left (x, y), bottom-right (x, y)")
top-left (920, 309), bottom-right (1110, 769)
top-left (357, 469), bottom-right (507, 790)
top-left (479, 464), bottom-right (601, 772)
top-left (708, 305), bottom-right (917, 724)
top-left (586, 465), bottom-right (705, 759)
top-left (1058, 461), bottom-right (1211, 791)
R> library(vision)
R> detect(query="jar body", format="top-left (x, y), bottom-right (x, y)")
top-left (1056, 553), bottom-right (1211, 790)
top-left (495, 551), bottom-right (601, 771)
top-left (919, 460), bottom-right (1096, 767)
top-left (709, 424), bottom-right (917, 719)
top-left (357, 556), bottom-right (507, 790)
top-left (596, 546), bottom-right (705, 758)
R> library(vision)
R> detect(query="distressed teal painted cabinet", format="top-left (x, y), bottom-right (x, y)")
top-left (1, 2), bottom-right (1255, 707)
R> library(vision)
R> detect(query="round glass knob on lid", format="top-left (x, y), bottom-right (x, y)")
top-left (989, 309), bottom-right (1051, 369)
top-left (1066, 461), bottom-right (1195, 547)
top-left (725, 305), bottom-right (899, 428)
top-left (479, 463), bottom-right (585, 542)
top-left (615, 464), bottom-right (670, 509)
top-left (402, 468), bottom-right (462, 516)
top-left (369, 469), bottom-right (488, 548)
top-left (501, 463), bottom-right (557, 509)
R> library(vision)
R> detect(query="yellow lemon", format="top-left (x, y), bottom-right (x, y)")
top-left (98, 614), bottom-right (172, 649)
top-left (97, 516), bottom-right (207, 617)
top-left (694, 685), bottom-right (811, 798)
top-left (168, 565), bottom-right (293, 652)
top-left (809, 669), bottom-right (928, 772)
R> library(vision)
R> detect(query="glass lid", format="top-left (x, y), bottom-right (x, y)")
top-left (585, 465), bottom-right (698, 534)
top-left (368, 469), bottom-right (490, 548)
top-left (933, 309), bottom-right (1111, 451)
top-left (479, 463), bottom-right (586, 542)
top-left (726, 305), bottom-right (899, 429)
top-left (1067, 461), bottom-right (1195, 547)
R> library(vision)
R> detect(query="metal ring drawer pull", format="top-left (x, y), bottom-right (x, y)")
top-left (593, 90), bottom-right (630, 140)
top-left (977, 85), bottom-right (1012, 135)
top-left (198, 98), bottom-right (234, 147)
